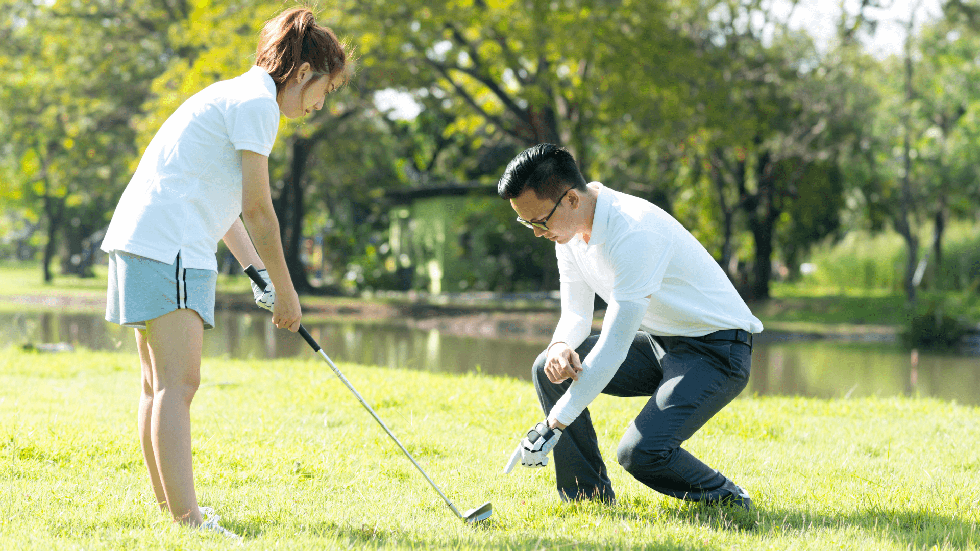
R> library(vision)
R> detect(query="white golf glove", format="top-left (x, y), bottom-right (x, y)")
top-left (503, 421), bottom-right (563, 473)
top-left (250, 268), bottom-right (276, 312)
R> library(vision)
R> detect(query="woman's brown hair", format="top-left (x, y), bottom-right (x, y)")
top-left (255, 7), bottom-right (348, 96)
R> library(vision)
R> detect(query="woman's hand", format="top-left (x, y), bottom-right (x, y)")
top-left (272, 286), bottom-right (302, 332)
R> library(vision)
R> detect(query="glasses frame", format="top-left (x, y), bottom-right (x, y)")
top-left (516, 187), bottom-right (572, 231)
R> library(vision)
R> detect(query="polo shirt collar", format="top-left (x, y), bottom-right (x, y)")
top-left (249, 65), bottom-right (277, 97)
top-left (583, 181), bottom-right (610, 246)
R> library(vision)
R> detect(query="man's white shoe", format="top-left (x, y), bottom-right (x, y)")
top-left (198, 506), bottom-right (241, 539)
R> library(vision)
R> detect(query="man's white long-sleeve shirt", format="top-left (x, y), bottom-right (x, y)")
top-left (547, 182), bottom-right (763, 426)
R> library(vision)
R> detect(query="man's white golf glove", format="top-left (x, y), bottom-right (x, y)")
top-left (250, 268), bottom-right (276, 312)
top-left (503, 421), bottom-right (563, 473)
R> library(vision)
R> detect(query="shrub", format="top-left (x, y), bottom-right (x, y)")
top-left (902, 297), bottom-right (972, 350)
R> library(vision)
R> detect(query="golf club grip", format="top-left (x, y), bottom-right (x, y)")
top-left (298, 326), bottom-right (321, 351)
top-left (243, 264), bottom-right (266, 290)
top-left (244, 265), bottom-right (321, 351)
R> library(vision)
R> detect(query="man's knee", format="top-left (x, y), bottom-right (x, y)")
top-left (531, 350), bottom-right (549, 386)
top-left (617, 432), bottom-right (672, 475)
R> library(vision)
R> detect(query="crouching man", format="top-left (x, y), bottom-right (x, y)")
top-left (501, 144), bottom-right (762, 510)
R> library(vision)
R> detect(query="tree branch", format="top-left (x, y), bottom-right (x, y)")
top-left (442, 23), bottom-right (530, 123)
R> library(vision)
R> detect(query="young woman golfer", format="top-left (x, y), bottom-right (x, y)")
top-left (101, 7), bottom-right (348, 536)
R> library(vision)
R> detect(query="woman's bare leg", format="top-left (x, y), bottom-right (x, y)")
top-left (136, 328), bottom-right (168, 511)
top-left (144, 309), bottom-right (205, 526)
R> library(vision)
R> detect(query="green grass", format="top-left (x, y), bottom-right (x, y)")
top-left (2, 347), bottom-right (978, 549)
top-left (798, 220), bottom-right (980, 294)
top-left (0, 260), bottom-right (251, 298)
top-left (757, 284), bottom-right (909, 333)
top-left (0, 261), bottom-right (110, 297)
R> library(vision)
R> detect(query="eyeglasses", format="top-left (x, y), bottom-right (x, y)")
top-left (516, 188), bottom-right (572, 231)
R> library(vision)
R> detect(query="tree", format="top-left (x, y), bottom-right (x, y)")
top-left (909, 16), bottom-right (980, 290)
top-left (0, 0), bottom-right (191, 280)
top-left (351, 0), bottom-right (700, 174)
top-left (345, 0), bottom-right (714, 291)
top-left (668, 0), bottom-right (853, 298)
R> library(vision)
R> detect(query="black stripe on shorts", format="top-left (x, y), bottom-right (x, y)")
top-left (175, 253), bottom-right (181, 309)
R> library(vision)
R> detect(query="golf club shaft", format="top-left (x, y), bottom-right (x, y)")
top-left (244, 266), bottom-right (464, 519)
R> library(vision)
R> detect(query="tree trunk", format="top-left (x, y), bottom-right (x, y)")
top-left (742, 151), bottom-right (780, 301)
top-left (897, 24), bottom-right (919, 305)
top-left (895, 141), bottom-right (918, 304)
top-left (61, 216), bottom-right (98, 277)
top-left (710, 149), bottom-right (744, 281)
top-left (750, 213), bottom-right (775, 300)
top-left (61, 218), bottom-right (86, 276)
top-left (42, 192), bottom-right (65, 284)
top-left (274, 137), bottom-right (314, 294)
top-left (931, 200), bottom-right (946, 290)
top-left (713, 170), bottom-right (734, 273)
top-left (516, 104), bottom-right (561, 147)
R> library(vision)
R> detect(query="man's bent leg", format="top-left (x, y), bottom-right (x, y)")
top-left (532, 333), bottom-right (663, 502)
top-left (616, 336), bottom-right (751, 503)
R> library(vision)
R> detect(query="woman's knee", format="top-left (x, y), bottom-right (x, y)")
top-left (151, 359), bottom-right (201, 400)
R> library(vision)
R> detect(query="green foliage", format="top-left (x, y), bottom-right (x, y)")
top-left (0, 0), bottom-right (192, 278)
top-left (903, 296), bottom-right (972, 350)
top-left (801, 231), bottom-right (907, 292)
top-left (779, 162), bottom-right (846, 276)
top-left (2, 0), bottom-right (979, 303)
top-left (799, 221), bottom-right (980, 295)
top-left (455, 197), bottom-right (557, 293)
top-left (933, 224), bottom-right (980, 292)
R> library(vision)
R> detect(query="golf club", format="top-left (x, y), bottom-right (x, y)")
top-left (245, 265), bottom-right (492, 524)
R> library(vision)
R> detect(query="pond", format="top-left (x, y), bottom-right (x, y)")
top-left (3, 310), bottom-right (980, 407)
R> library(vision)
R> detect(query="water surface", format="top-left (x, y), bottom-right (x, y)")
top-left (4, 310), bottom-right (979, 406)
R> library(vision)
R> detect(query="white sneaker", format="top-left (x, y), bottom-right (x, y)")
top-left (198, 506), bottom-right (241, 539)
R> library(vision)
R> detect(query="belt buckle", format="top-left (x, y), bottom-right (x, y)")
top-left (737, 330), bottom-right (753, 347)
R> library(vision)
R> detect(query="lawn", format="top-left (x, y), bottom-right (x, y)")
top-left (1, 346), bottom-right (978, 549)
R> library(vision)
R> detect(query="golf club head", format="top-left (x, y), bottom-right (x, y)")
top-left (462, 502), bottom-right (493, 523)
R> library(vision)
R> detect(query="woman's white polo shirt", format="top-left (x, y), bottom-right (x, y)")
top-left (101, 66), bottom-right (280, 271)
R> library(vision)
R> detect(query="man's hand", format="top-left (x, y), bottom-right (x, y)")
top-left (544, 342), bottom-right (583, 383)
top-left (503, 421), bottom-right (563, 473)
top-left (250, 268), bottom-right (276, 312)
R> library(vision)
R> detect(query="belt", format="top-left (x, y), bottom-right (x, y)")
top-left (697, 329), bottom-right (753, 347)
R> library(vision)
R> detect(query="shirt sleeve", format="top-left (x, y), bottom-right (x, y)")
top-left (549, 279), bottom-right (595, 352)
top-left (226, 97), bottom-right (280, 156)
top-left (556, 244), bottom-right (585, 283)
top-left (608, 229), bottom-right (674, 303)
top-left (548, 296), bottom-right (650, 426)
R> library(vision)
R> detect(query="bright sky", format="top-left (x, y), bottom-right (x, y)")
top-left (786, 0), bottom-right (944, 57)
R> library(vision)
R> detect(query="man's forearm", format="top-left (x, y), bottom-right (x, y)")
top-left (548, 297), bottom-right (650, 427)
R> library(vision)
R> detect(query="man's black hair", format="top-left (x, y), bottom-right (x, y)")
top-left (497, 143), bottom-right (587, 201)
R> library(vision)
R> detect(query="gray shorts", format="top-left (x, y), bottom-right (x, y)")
top-left (106, 250), bottom-right (217, 330)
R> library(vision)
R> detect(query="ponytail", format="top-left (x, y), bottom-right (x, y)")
top-left (256, 7), bottom-right (349, 96)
